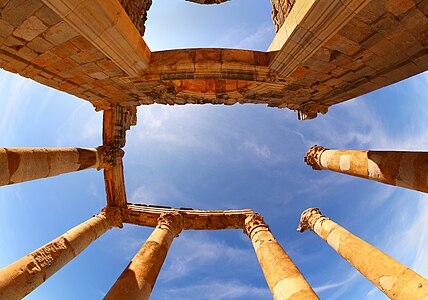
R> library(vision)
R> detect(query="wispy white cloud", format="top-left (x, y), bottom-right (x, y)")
top-left (157, 280), bottom-right (270, 300)
top-left (0, 72), bottom-right (33, 144)
top-left (234, 22), bottom-right (275, 50)
top-left (314, 271), bottom-right (360, 293)
top-left (240, 140), bottom-right (271, 160)
top-left (130, 182), bottom-right (190, 206)
top-left (160, 232), bottom-right (253, 281)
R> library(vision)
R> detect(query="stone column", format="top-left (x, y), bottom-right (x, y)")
top-left (244, 214), bottom-right (318, 300)
top-left (0, 208), bottom-right (122, 299)
top-left (104, 212), bottom-right (183, 300)
top-left (297, 208), bottom-right (428, 299)
top-left (0, 147), bottom-right (105, 186)
top-left (305, 145), bottom-right (428, 193)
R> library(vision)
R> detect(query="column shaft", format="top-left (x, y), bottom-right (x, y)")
top-left (298, 208), bottom-right (428, 299)
top-left (0, 147), bottom-right (100, 186)
top-left (305, 146), bottom-right (428, 193)
top-left (0, 209), bottom-right (121, 299)
top-left (104, 212), bottom-right (183, 300)
top-left (245, 214), bottom-right (318, 300)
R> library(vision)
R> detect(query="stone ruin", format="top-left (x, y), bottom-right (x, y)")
top-left (0, 0), bottom-right (428, 298)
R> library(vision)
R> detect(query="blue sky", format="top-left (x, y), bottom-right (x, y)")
top-left (0, 0), bottom-right (427, 299)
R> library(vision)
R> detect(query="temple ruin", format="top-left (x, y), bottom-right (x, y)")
top-left (0, 0), bottom-right (428, 299)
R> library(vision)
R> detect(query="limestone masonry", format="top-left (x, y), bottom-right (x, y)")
top-left (0, 0), bottom-right (428, 299)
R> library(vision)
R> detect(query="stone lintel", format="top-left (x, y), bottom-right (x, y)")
top-left (121, 203), bottom-right (254, 230)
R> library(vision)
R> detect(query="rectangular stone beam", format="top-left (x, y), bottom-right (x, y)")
top-left (268, 0), bottom-right (371, 77)
top-left (101, 106), bottom-right (136, 207)
top-left (122, 203), bottom-right (254, 230)
top-left (41, 0), bottom-right (151, 77)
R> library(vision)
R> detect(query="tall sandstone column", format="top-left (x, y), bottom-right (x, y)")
top-left (297, 208), bottom-right (428, 299)
top-left (0, 208), bottom-right (122, 299)
top-left (244, 214), bottom-right (318, 300)
top-left (305, 145), bottom-right (428, 193)
top-left (104, 212), bottom-right (183, 300)
top-left (0, 147), bottom-right (103, 186)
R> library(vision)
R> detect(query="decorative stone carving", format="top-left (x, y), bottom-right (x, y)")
top-left (304, 145), bottom-right (328, 170)
top-left (96, 145), bottom-right (124, 170)
top-left (270, 0), bottom-right (296, 32)
top-left (297, 208), bottom-right (328, 232)
top-left (244, 213), bottom-right (269, 237)
top-left (157, 212), bottom-right (184, 237)
top-left (101, 206), bottom-right (123, 228)
top-left (296, 101), bottom-right (329, 120)
top-left (118, 0), bottom-right (152, 36)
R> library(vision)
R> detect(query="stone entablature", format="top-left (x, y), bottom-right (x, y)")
top-left (0, 0), bottom-right (427, 119)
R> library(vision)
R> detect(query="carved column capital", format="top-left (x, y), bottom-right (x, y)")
top-left (304, 145), bottom-right (328, 170)
top-left (157, 212), bottom-right (184, 237)
top-left (244, 213), bottom-right (269, 238)
top-left (297, 208), bottom-right (328, 232)
top-left (101, 206), bottom-right (123, 228)
top-left (96, 145), bottom-right (124, 170)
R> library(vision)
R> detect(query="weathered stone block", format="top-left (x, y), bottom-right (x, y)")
top-left (385, 0), bottom-right (415, 16)
top-left (0, 19), bottom-right (13, 38)
top-left (13, 16), bottom-right (47, 42)
top-left (34, 5), bottom-right (62, 26)
top-left (27, 36), bottom-right (54, 53)
top-left (43, 21), bottom-right (79, 45)
top-left (1, 0), bottom-right (42, 27)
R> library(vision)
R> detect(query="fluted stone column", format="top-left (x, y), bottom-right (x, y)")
top-left (105, 212), bottom-right (183, 300)
top-left (305, 145), bottom-right (428, 193)
top-left (0, 147), bottom-right (106, 186)
top-left (297, 208), bottom-right (428, 299)
top-left (0, 208), bottom-right (122, 299)
top-left (244, 214), bottom-right (318, 300)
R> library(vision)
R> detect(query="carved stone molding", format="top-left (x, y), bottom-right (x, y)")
top-left (304, 145), bottom-right (328, 170)
top-left (244, 213), bottom-right (269, 238)
top-left (101, 206), bottom-right (123, 228)
top-left (158, 212), bottom-right (184, 237)
top-left (297, 208), bottom-right (328, 232)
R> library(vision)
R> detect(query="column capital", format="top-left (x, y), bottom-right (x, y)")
top-left (244, 213), bottom-right (269, 238)
top-left (96, 145), bottom-right (124, 170)
top-left (297, 208), bottom-right (328, 232)
top-left (304, 145), bottom-right (328, 170)
top-left (157, 212), bottom-right (183, 237)
top-left (101, 206), bottom-right (123, 228)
